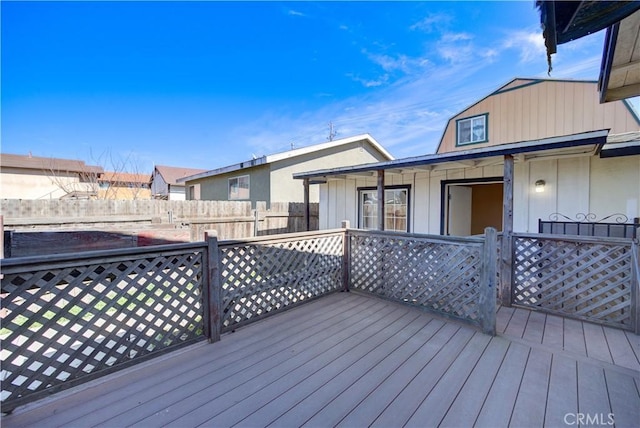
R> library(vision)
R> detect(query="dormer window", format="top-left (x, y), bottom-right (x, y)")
top-left (456, 114), bottom-right (488, 146)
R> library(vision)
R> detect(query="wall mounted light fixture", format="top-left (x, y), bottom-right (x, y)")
top-left (535, 179), bottom-right (546, 193)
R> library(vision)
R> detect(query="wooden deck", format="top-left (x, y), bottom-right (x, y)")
top-left (3, 291), bottom-right (639, 428)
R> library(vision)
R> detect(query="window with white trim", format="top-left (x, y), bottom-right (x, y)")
top-left (228, 175), bottom-right (250, 200)
top-left (456, 114), bottom-right (488, 146)
top-left (358, 186), bottom-right (409, 232)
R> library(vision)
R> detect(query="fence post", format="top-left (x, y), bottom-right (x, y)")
top-left (342, 220), bottom-right (350, 292)
top-left (480, 227), bottom-right (497, 335)
top-left (204, 230), bottom-right (222, 343)
top-left (632, 240), bottom-right (639, 334)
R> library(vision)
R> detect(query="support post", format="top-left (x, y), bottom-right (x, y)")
top-left (631, 240), bottom-right (639, 334)
top-left (341, 220), bottom-right (350, 292)
top-left (500, 154), bottom-right (514, 307)
top-left (303, 178), bottom-right (310, 231)
top-left (377, 170), bottom-right (385, 231)
top-left (481, 227), bottom-right (498, 335)
top-left (253, 209), bottom-right (259, 237)
top-left (204, 230), bottom-right (222, 343)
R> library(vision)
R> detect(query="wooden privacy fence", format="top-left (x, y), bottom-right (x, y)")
top-left (0, 227), bottom-right (500, 411)
top-left (510, 233), bottom-right (639, 332)
top-left (347, 228), bottom-right (498, 335)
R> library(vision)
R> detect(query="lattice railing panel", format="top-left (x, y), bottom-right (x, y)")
top-left (1, 247), bottom-right (205, 409)
top-left (349, 232), bottom-right (487, 328)
top-left (219, 233), bottom-right (343, 330)
top-left (513, 236), bottom-right (634, 330)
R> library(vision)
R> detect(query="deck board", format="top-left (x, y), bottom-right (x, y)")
top-left (3, 292), bottom-right (639, 428)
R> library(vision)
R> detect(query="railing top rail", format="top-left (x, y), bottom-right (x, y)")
top-left (513, 232), bottom-right (635, 245)
top-left (347, 228), bottom-right (485, 245)
top-left (218, 228), bottom-right (345, 248)
top-left (0, 241), bottom-right (208, 271)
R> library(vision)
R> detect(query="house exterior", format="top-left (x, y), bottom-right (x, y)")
top-left (293, 79), bottom-right (640, 236)
top-left (180, 134), bottom-right (394, 207)
top-left (97, 172), bottom-right (151, 200)
top-left (151, 165), bottom-right (207, 200)
top-left (0, 153), bottom-right (104, 199)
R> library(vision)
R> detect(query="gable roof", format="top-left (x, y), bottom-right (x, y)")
top-left (434, 77), bottom-right (640, 154)
top-left (153, 165), bottom-right (207, 186)
top-left (178, 133), bottom-right (394, 183)
top-left (0, 153), bottom-right (104, 175)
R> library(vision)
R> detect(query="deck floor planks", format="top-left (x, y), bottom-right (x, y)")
top-left (503, 306), bottom-right (530, 338)
top-left (544, 354), bottom-right (578, 426)
top-left (270, 317), bottom-right (446, 427)
top-left (577, 361), bottom-right (612, 419)
top-left (85, 294), bottom-right (384, 427)
top-left (496, 305), bottom-right (515, 334)
top-left (583, 321), bottom-right (614, 364)
top-left (3, 292), bottom-right (639, 428)
top-left (562, 317), bottom-right (588, 356)
top-left (541, 313), bottom-right (564, 348)
top-left (604, 327), bottom-right (640, 371)
top-left (474, 341), bottom-right (531, 428)
top-left (404, 332), bottom-right (492, 427)
top-left (205, 309), bottom-right (425, 428)
top-left (510, 347), bottom-right (552, 427)
top-left (369, 327), bottom-right (475, 427)
top-left (238, 313), bottom-right (436, 427)
top-left (604, 368), bottom-right (640, 428)
top-left (102, 298), bottom-right (400, 427)
top-left (8, 292), bottom-right (362, 427)
top-left (438, 336), bottom-right (510, 428)
top-left (522, 310), bottom-right (546, 343)
top-left (317, 322), bottom-right (462, 428)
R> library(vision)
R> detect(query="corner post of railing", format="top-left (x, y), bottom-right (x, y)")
top-left (204, 230), bottom-right (222, 343)
top-left (341, 220), bottom-right (351, 292)
top-left (481, 227), bottom-right (498, 336)
top-left (631, 239), bottom-right (640, 334)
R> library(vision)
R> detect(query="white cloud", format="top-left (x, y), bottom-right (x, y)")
top-left (501, 30), bottom-right (546, 63)
top-left (347, 73), bottom-right (389, 88)
top-left (288, 9), bottom-right (305, 17)
top-left (410, 13), bottom-right (452, 32)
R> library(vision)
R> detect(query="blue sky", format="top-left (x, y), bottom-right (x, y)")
top-left (1, 1), bottom-right (631, 172)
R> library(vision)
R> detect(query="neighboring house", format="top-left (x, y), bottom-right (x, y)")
top-left (179, 134), bottom-right (394, 207)
top-left (293, 78), bottom-right (640, 236)
top-left (151, 165), bottom-right (207, 200)
top-left (0, 153), bottom-right (104, 199)
top-left (98, 171), bottom-right (152, 200)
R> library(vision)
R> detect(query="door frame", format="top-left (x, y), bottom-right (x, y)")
top-left (440, 176), bottom-right (504, 235)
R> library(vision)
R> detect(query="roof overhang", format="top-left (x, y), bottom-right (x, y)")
top-left (293, 130), bottom-right (609, 182)
top-left (598, 10), bottom-right (640, 102)
top-left (537, 1), bottom-right (640, 102)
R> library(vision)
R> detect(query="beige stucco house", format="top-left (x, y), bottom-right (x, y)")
top-left (293, 78), bottom-right (640, 237)
top-left (0, 153), bottom-right (104, 199)
top-left (180, 134), bottom-right (394, 208)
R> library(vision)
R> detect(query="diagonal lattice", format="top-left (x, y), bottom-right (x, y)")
top-left (218, 233), bottom-right (343, 331)
top-left (512, 236), bottom-right (634, 330)
top-left (349, 232), bottom-right (486, 328)
top-left (1, 248), bottom-right (205, 409)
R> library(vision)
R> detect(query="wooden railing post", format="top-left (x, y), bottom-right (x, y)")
top-left (632, 239), bottom-right (639, 334)
top-left (481, 227), bottom-right (497, 335)
top-left (204, 230), bottom-right (222, 343)
top-left (500, 154), bottom-right (514, 307)
top-left (342, 220), bottom-right (350, 292)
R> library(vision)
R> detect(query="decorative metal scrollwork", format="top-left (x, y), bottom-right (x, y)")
top-left (548, 212), bottom-right (630, 224)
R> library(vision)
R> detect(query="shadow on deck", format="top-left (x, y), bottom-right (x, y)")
top-left (3, 291), bottom-right (639, 428)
